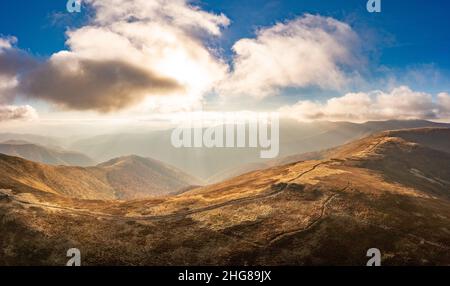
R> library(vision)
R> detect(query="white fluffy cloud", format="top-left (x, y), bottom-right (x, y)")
top-left (0, 105), bottom-right (38, 122)
top-left (280, 86), bottom-right (450, 122)
top-left (0, 36), bottom-right (13, 64)
top-left (87, 0), bottom-right (230, 36)
top-left (0, 37), bottom-right (16, 50)
top-left (80, 0), bottom-right (230, 93)
top-left (219, 14), bottom-right (361, 98)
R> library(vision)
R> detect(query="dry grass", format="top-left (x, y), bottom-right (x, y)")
top-left (1, 128), bottom-right (450, 265)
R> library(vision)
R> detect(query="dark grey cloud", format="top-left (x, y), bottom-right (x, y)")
top-left (14, 58), bottom-right (183, 112)
top-left (0, 49), bottom-right (37, 103)
top-left (0, 49), bottom-right (37, 77)
top-left (0, 42), bottom-right (183, 112)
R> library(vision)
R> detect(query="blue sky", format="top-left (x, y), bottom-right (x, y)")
top-left (1, 0), bottom-right (450, 129)
top-left (2, 0), bottom-right (450, 71)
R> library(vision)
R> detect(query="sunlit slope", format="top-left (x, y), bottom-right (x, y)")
top-left (98, 155), bottom-right (203, 199)
top-left (0, 154), bottom-right (201, 200)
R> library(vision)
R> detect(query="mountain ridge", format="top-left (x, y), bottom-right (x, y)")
top-left (0, 141), bottom-right (95, 167)
top-left (0, 153), bottom-right (202, 200)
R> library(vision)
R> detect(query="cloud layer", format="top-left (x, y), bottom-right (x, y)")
top-left (219, 14), bottom-right (362, 98)
top-left (0, 37), bottom-right (35, 105)
top-left (19, 58), bottom-right (182, 112)
top-left (0, 105), bottom-right (38, 122)
top-left (280, 86), bottom-right (450, 121)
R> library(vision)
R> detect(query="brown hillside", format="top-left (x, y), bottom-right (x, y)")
top-left (0, 128), bottom-right (449, 266)
top-left (0, 154), bottom-right (201, 200)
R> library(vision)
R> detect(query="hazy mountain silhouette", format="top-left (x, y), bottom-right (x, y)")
top-left (0, 133), bottom-right (63, 148)
top-left (68, 120), bottom-right (450, 180)
top-left (0, 141), bottom-right (95, 166)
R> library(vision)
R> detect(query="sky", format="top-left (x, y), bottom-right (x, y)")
top-left (0, 0), bottom-right (450, 134)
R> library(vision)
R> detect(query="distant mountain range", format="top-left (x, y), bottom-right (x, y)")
top-left (67, 120), bottom-right (450, 179)
top-left (1, 127), bottom-right (449, 265)
top-left (0, 140), bottom-right (95, 167)
top-left (0, 133), bottom-right (63, 148)
top-left (2, 120), bottom-right (449, 180)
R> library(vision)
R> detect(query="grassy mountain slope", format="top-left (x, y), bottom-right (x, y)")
top-left (0, 154), bottom-right (201, 200)
top-left (0, 128), bottom-right (449, 265)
